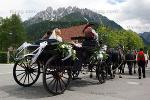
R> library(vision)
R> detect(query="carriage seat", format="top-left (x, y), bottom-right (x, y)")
top-left (34, 39), bottom-right (60, 45)
top-left (27, 39), bottom-right (59, 51)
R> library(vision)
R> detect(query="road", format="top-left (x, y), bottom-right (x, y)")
top-left (0, 62), bottom-right (150, 100)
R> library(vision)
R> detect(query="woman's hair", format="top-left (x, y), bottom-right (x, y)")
top-left (54, 28), bottom-right (61, 35)
top-left (41, 30), bottom-right (52, 40)
top-left (46, 30), bottom-right (52, 35)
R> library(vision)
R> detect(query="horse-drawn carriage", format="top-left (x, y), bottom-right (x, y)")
top-left (13, 37), bottom-right (107, 95)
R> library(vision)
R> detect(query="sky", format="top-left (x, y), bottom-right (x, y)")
top-left (0, 0), bottom-right (150, 33)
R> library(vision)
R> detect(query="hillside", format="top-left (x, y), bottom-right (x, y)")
top-left (140, 32), bottom-right (150, 46)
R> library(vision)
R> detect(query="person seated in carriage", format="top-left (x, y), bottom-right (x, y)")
top-left (49, 28), bottom-right (63, 42)
top-left (35, 28), bottom-right (63, 45)
top-left (42, 28), bottom-right (62, 42)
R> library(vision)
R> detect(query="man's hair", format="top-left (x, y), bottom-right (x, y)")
top-left (140, 48), bottom-right (143, 51)
top-left (47, 30), bottom-right (52, 35)
top-left (83, 23), bottom-right (94, 32)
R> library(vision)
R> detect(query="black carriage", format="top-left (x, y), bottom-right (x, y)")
top-left (13, 39), bottom-right (73, 95)
top-left (13, 38), bottom-right (107, 95)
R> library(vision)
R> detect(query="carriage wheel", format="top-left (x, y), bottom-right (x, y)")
top-left (72, 60), bottom-right (81, 79)
top-left (96, 62), bottom-right (106, 84)
top-left (13, 56), bottom-right (40, 87)
top-left (43, 56), bottom-right (71, 95)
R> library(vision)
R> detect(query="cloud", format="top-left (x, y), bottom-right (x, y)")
top-left (117, 0), bottom-right (150, 32)
top-left (107, 0), bottom-right (126, 4)
top-left (0, 0), bottom-right (150, 33)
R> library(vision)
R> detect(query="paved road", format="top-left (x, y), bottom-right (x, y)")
top-left (0, 62), bottom-right (150, 100)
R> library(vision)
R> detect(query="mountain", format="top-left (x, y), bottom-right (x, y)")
top-left (24, 6), bottom-right (122, 29)
top-left (140, 32), bottom-right (150, 45)
top-left (24, 6), bottom-right (123, 40)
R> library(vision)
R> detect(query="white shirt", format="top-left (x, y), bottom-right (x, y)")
top-left (49, 31), bottom-right (62, 42)
top-left (74, 43), bottom-right (82, 47)
top-left (144, 54), bottom-right (148, 61)
top-left (92, 29), bottom-right (99, 41)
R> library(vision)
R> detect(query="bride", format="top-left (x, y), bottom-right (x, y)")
top-left (41, 28), bottom-right (62, 42)
top-left (49, 28), bottom-right (62, 42)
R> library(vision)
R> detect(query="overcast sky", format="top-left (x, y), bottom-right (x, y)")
top-left (0, 0), bottom-right (150, 33)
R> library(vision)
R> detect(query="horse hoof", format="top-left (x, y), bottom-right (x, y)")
top-left (129, 73), bottom-right (133, 75)
top-left (90, 74), bottom-right (93, 78)
top-left (134, 71), bottom-right (136, 74)
top-left (110, 76), bottom-right (114, 79)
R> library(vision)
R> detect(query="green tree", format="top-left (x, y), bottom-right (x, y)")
top-left (97, 25), bottom-right (144, 50)
top-left (0, 14), bottom-right (27, 51)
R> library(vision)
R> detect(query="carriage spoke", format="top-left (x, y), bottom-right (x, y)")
top-left (19, 73), bottom-right (26, 82)
top-left (23, 74), bottom-right (27, 84)
top-left (31, 72), bottom-right (37, 76)
top-left (16, 72), bottom-right (25, 77)
top-left (58, 79), bottom-right (63, 91)
top-left (22, 63), bottom-right (27, 68)
top-left (55, 80), bottom-right (58, 93)
top-left (48, 79), bottom-right (55, 86)
top-left (29, 73), bottom-right (34, 82)
top-left (51, 80), bottom-right (57, 90)
top-left (46, 76), bottom-right (53, 80)
top-left (60, 78), bottom-right (67, 86)
top-left (18, 63), bottom-right (26, 69)
top-left (28, 73), bottom-right (30, 84)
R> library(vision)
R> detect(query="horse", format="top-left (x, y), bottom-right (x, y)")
top-left (106, 47), bottom-right (125, 78)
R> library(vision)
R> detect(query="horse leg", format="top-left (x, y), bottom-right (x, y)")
top-left (108, 64), bottom-right (113, 79)
top-left (122, 66), bottom-right (124, 74)
top-left (113, 71), bottom-right (115, 78)
top-left (119, 67), bottom-right (122, 78)
top-left (89, 65), bottom-right (93, 78)
top-left (122, 62), bottom-right (126, 74)
top-left (112, 64), bottom-right (116, 78)
top-left (90, 70), bottom-right (93, 78)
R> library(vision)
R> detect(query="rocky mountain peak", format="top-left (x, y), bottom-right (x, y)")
top-left (24, 6), bottom-right (98, 25)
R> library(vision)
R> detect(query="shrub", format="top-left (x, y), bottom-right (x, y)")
top-left (0, 52), bottom-right (7, 63)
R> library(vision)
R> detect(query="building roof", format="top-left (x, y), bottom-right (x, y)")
top-left (60, 24), bottom-right (86, 42)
